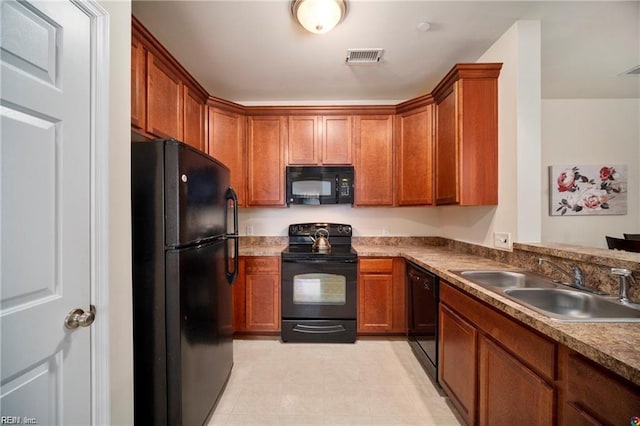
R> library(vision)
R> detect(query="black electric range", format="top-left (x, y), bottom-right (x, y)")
top-left (280, 223), bottom-right (358, 343)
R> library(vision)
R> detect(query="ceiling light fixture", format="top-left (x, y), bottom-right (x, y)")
top-left (292, 0), bottom-right (347, 34)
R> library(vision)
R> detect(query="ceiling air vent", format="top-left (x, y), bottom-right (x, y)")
top-left (346, 48), bottom-right (383, 64)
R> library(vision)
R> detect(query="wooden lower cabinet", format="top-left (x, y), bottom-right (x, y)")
top-left (233, 257), bottom-right (280, 333)
top-left (439, 282), bottom-right (555, 425)
top-left (439, 303), bottom-right (477, 425)
top-left (232, 258), bottom-right (246, 332)
top-left (478, 335), bottom-right (554, 425)
top-left (439, 281), bottom-right (640, 425)
top-left (357, 258), bottom-right (405, 334)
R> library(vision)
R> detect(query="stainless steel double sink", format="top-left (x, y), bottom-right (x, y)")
top-left (451, 270), bottom-right (640, 322)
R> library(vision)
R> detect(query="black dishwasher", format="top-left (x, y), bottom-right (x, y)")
top-left (407, 261), bottom-right (439, 381)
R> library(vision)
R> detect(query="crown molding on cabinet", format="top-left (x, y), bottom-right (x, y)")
top-left (133, 16), bottom-right (209, 103)
top-left (431, 63), bottom-right (503, 104)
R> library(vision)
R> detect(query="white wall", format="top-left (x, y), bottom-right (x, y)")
top-left (100, 1), bottom-right (134, 424)
top-left (239, 206), bottom-right (441, 236)
top-left (541, 99), bottom-right (640, 248)
top-left (438, 20), bottom-right (542, 247)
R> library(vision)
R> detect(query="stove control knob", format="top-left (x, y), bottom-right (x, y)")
top-left (341, 225), bottom-right (351, 234)
top-left (296, 225), bottom-right (304, 234)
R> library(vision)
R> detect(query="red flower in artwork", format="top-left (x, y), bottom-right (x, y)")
top-left (557, 170), bottom-right (576, 193)
top-left (599, 166), bottom-right (615, 181)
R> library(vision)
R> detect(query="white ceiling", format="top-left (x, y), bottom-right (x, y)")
top-left (132, 1), bottom-right (640, 104)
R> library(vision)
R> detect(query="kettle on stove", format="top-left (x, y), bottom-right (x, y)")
top-left (310, 228), bottom-right (331, 253)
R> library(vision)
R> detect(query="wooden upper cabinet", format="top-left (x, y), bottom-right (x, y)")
top-left (322, 116), bottom-right (352, 164)
top-left (182, 86), bottom-right (205, 151)
top-left (435, 90), bottom-right (458, 204)
top-left (247, 116), bottom-right (287, 206)
top-left (208, 107), bottom-right (246, 207)
top-left (146, 51), bottom-right (183, 140)
top-left (396, 105), bottom-right (434, 206)
top-left (353, 115), bottom-right (394, 206)
top-left (287, 115), bottom-right (352, 165)
top-left (132, 18), bottom-right (209, 149)
top-left (433, 63), bottom-right (502, 205)
top-left (131, 35), bottom-right (146, 130)
top-left (288, 115), bottom-right (319, 165)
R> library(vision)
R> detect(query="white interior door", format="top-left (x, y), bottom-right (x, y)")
top-left (0, 1), bottom-right (93, 424)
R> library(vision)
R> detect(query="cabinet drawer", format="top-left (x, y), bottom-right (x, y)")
top-left (441, 282), bottom-right (556, 382)
top-left (563, 350), bottom-right (640, 424)
top-left (359, 258), bottom-right (393, 273)
top-left (246, 257), bottom-right (279, 273)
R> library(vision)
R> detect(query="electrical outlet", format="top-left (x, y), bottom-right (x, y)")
top-left (494, 232), bottom-right (511, 249)
top-left (382, 227), bottom-right (389, 236)
top-left (246, 225), bottom-right (254, 236)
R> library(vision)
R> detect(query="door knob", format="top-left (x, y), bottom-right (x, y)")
top-left (65, 305), bottom-right (96, 329)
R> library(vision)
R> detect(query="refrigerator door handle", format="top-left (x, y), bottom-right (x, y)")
top-left (224, 187), bottom-right (239, 284)
top-left (225, 187), bottom-right (239, 237)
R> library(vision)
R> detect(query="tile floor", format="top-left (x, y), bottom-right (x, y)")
top-left (208, 338), bottom-right (463, 425)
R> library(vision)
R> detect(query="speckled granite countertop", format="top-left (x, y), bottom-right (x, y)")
top-left (239, 237), bottom-right (287, 256)
top-left (354, 243), bottom-right (640, 387)
top-left (237, 237), bottom-right (640, 386)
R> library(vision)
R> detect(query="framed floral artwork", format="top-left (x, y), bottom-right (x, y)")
top-left (549, 165), bottom-right (627, 216)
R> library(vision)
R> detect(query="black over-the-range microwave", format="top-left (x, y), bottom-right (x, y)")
top-left (286, 166), bottom-right (354, 205)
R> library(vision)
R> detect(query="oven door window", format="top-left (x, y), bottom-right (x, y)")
top-left (293, 273), bottom-right (345, 305)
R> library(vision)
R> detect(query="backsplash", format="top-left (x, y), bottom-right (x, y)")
top-left (352, 236), bottom-right (445, 247)
top-left (239, 236), bottom-right (288, 246)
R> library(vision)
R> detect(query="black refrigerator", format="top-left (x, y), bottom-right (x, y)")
top-left (131, 138), bottom-right (238, 426)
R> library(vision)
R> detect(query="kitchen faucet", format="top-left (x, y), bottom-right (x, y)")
top-left (611, 268), bottom-right (636, 304)
top-left (538, 258), bottom-right (586, 288)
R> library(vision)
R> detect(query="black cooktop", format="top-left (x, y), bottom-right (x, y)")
top-left (281, 245), bottom-right (357, 261)
top-left (281, 222), bottom-right (357, 261)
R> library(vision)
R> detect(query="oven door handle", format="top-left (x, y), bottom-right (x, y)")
top-left (293, 324), bottom-right (347, 334)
